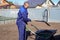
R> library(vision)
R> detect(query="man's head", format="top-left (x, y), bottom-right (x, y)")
top-left (24, 2), bottom-right (29, 8)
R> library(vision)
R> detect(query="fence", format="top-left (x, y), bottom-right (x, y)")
top-left (0, 7), bottom-right (60, 24)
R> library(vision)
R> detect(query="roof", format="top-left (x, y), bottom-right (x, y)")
top-left (28, 0), bottom-right (56, 8)
top-left (50, 0), bottom-right (55, 5)
top-left (28, 0), bottom-right (46, 8)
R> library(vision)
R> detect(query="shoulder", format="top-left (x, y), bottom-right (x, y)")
top-left (19, 6), bottom-right (25, 12)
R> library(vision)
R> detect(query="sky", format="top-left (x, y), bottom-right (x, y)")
top-left (51, 0), bottom-right (60, 5)
top-left (6, 0), bottom-right (60, 5)
top-left (7, 0), bottom-right (28, 5)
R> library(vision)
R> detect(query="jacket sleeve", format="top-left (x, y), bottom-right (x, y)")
top-left (21, 11), bottom-right (31, 23)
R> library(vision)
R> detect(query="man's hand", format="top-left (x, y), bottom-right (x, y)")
top-left (28, 18), bottom-right (31, 22)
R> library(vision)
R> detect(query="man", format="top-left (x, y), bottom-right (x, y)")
top-left (16, 2), bottom-right (31, 40)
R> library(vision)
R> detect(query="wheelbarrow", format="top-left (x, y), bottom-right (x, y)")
top-left (26, 24), bottom-right (57, 40)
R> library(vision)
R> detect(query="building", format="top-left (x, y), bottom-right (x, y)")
top-left (36, 5), bottom-right (42, 8)
top-left (0, 0), bottom-right (9, 8)
top-left (10, 4), bottom-right (17, 9)
top-left (57, 1), bottom-right (60, 7)
top-left (0, 0), bottom-right (17, 9)
top-left (42, 0), bottom-right (55, 7)
top-left (28, 0), bottom-right (58, 8)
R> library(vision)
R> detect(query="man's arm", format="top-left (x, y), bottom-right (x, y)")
top-left (22, 12), bottom-right (28, 21)
top-left (21, 12), bottom-right (31, 24)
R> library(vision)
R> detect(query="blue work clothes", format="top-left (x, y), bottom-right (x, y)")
top-left (16, 6), bottom-right (31, 40)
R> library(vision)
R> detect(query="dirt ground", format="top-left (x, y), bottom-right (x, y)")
top-left (0, 20), bottom-right (60, 40)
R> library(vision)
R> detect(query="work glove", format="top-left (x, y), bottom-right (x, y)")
top-left (27, 18), bottom-right (31, 22)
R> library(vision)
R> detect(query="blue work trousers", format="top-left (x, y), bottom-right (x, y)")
top-left (16, 21), bottom-right (26, 40)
